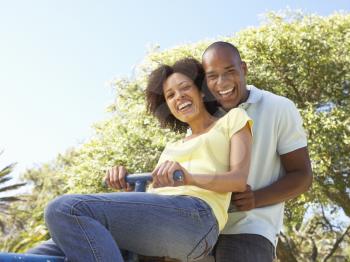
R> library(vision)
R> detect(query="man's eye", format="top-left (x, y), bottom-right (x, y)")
top-left (207, 75), bottom-right (217, 80)
top-left (227, 69), bottom-right (237, 74)
top-left (181, 85), bottom-right (191, 90)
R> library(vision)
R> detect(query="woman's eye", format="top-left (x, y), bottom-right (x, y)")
top-left (166, 93), bottom-right (174, 99)
top-left (182, 85), bottom-right (191, 90)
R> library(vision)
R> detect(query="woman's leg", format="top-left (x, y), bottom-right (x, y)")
top-left (26, 238), bottom-right (64, 257)
top-left (45, 192), bottom-right (219, 262)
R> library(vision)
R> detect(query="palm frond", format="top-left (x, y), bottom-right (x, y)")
top-left (0, 196), bottom-right (22, 202)
top-left (0, 163), bottom-right (17, 178)
top-left (0, 182), bottom-right (27, 193)
top-left (0, 177), bottom-right (12, 184)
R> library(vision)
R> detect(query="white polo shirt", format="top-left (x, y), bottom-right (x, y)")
top-left (220, 85), bottom-right (307, 247)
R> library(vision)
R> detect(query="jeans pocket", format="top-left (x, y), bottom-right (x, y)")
top-left (187, 222), bottom-right (219, 261)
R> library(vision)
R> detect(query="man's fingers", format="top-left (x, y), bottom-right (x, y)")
top-left (233, 199), bottom-right (251, 206)
top-left (231, 192), bottom-right (251, 201)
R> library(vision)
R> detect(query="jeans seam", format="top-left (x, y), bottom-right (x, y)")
top-left (70, 199), bottom-right (203, 215)
top-left (187, 221), bottom-right (218, 261)
top-left (70, 202), bottom-right (102, 262)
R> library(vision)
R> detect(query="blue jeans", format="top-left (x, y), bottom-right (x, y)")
top-left (27, 192), bottom-right (219, 262)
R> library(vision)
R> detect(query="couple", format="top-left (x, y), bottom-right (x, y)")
top-left (27, 42), bottom-right (312, 262)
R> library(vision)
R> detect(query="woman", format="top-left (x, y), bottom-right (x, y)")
top-left (28, 58), bottom-right (252, 262)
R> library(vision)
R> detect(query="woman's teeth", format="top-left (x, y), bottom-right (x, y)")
top-left (178, 101), bottom-right (192, 111)
top-left (219, 88), bottom-right (234, 96)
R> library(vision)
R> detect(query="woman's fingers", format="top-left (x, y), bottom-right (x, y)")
top-left (111, 166), bottom-right (122, 189)
top-left (152, 165), bottom-right (162, 188)
top-left (104, 166), bottom-right (130, 190)
top-left (166, 162), bottom-right (176, 185)
top-left (162, 162), bottom-right (174, 186)
top-left (153, 161), bottom-right (186, 187)
top-left (118, 166), bottom-right (127, 189)
top-left (156, 161), bottom-right (168, 186)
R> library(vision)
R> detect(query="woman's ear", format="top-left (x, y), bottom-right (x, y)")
top-left (201, 92), bottom-right (205, 98)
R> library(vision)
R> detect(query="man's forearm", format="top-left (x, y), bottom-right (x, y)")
top-left (254, 170), bottom-right (312, 208)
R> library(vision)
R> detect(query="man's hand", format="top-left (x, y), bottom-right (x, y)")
top-left (104, 166), bottom-right (134, 191)
top-left (152, 161), bottom-right (191, 188)
top-left (231, 185), bottom-right (256, 211)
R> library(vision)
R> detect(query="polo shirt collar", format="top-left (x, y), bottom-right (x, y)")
top-left (238, 85), bottom-right (263, 110)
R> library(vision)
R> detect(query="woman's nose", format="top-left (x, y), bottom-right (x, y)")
top-left (175, 91), bottom-right (184, 100)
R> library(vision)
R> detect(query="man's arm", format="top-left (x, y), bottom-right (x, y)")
top-left (232, 147), bottom-right (312, 211)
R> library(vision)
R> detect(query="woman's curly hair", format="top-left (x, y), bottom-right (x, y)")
top-left (145, 58), bottom-right (218, 133)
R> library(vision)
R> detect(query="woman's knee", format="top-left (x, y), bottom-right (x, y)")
top-left (44, 194), bottom-right (81, 222)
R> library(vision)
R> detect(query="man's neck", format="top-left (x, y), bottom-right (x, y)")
top-left (223, 88), bottom-right (251, 112)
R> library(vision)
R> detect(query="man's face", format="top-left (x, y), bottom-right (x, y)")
top-left (202, 48), bottom-right (248, 110)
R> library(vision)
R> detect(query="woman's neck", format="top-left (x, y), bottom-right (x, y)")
top-left (188, 111), bottom-right (217, 135)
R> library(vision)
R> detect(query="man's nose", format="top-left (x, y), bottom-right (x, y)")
top-left (217, 74), bottom-right (227, 86)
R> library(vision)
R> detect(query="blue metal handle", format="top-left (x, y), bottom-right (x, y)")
top-left (0, 252), bottom-right (65, 261)
top-left (103, 170), bottom-right (184, 189)
top-left (126, 170), bottom-right (183, 184)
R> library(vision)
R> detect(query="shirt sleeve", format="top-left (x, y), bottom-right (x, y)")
top-left (277, 98), bottom-right (307, 155)
top-left (225, 108), bottom-right (253, 138)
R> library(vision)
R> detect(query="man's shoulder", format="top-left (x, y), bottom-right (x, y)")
top-left (253, 87), bottom-right (296, 111)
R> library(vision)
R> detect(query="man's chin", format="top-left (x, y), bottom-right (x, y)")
top-left (220, 100), bottom-right (238, 111)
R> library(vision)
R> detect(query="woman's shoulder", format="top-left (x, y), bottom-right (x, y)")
top-left (222, 107), bottom-right (249, 121)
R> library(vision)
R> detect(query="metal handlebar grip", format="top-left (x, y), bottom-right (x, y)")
top-left (103, 170), bottom-right (184, 189)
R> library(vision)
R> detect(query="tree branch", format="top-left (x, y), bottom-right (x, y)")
top-left (323, 224), bottom-right (350, 262)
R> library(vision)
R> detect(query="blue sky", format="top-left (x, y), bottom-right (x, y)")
top-left (0, 0), bottom-right (349, 177)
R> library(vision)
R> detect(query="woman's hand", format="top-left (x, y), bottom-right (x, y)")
top-left (104, 166), bottom-right (134, 191)
top-left (151, 161), bottom-right (192, 188)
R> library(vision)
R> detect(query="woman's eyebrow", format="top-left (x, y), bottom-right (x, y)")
top-left (179, 80), bottom-right (191, 86)
top-left (164, 88), bottom-right (173, 94)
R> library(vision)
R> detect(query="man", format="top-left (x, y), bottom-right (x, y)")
top-left (201, 41), bottom-right (312, 262)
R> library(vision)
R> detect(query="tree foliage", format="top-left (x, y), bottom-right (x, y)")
top-left (1, 11), bottom-right (349, 261)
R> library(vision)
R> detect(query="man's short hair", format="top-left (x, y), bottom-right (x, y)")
top-left (202, 41), bottom-right (242, 61)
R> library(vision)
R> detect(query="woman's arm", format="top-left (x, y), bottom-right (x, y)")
top-left (191, 123), bottom-right (252, 192)
top-left (152, 123), bottom-right (252, 193)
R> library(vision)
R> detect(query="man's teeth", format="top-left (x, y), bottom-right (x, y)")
top-left (219, 88), bottom-right (234, 95)
top-left (178, 102), bottom-right (192, 110)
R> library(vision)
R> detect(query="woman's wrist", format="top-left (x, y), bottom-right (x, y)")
top-left (184, 172), bottom-right (195, 186)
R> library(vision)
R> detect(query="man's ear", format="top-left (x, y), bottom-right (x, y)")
top-left (241, 61), bottom-right (248, 76)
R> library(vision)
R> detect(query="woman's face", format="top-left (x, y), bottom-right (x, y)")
top-left (163, 73), bottom-right (205, 124)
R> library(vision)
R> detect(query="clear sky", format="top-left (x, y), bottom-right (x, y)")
top-left (0, 0), bottom-right (349, 177)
